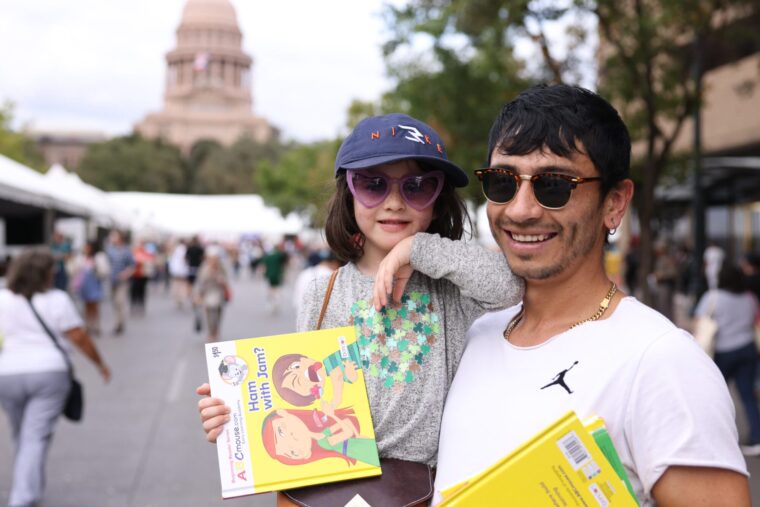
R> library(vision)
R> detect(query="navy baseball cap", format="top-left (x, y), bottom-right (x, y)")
top-left (335, 113), bottom-right (468, 187)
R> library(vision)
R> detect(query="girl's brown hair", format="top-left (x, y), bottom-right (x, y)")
top-left (325, 168), bottom-right (470, 263)
top-left (6, 248), bottom-right (55, 299)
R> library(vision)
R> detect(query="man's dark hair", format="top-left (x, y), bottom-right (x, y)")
top-left (488, 84), bottom-right (631, 198)
top-left (325, 169), bottom-right (469, 263)
top-left (6, 248), bottom-right (55, 299)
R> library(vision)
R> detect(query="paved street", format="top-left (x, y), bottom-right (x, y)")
top-left (2, 272), bottom-right (760, 506)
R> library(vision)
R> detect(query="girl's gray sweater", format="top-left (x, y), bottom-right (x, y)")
top-left (297, 233), bottom-right (523, 465)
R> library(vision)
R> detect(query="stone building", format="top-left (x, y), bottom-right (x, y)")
top-left (134, 0), bottom-right (272, 152)
top-left (30, 130), bottom-right (107, 169)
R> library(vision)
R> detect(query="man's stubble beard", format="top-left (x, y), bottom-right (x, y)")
top-left (502, 219), bottom-right (600, 281)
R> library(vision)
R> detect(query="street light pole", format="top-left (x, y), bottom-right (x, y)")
top-left (691, 34), bottom-right (707, 298)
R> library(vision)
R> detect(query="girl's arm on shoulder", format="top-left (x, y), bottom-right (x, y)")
top-left (409, 233), bottom-right (523, 310)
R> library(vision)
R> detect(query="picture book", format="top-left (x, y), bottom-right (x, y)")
top-left (204, 326), bottom-right (381, 498)
top-left (439, 411), bottom-right (638, 506)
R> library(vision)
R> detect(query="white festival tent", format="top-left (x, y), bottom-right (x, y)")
top-left (106, 192), bottom-right (305, 241)
top-left (0, 155), bottom-right (89, 216)
top-left (44, 164), bottom-right (132, 227)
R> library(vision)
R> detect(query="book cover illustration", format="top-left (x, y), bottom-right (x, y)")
top-left (440, 411), bottom-right (638, 506)
top-left (204, 326), bottom-right (381, 498)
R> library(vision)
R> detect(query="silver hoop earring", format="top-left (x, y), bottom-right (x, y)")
top-left (608, 227), bottom-right (617, 236)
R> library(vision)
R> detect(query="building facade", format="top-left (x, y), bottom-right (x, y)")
top-left (134, 0), bottom-right (272, 152)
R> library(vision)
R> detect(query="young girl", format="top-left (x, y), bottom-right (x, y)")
top-left (262, 406), bottom-right (380, 468)
top-left (197, 113), bottom-right (523, 480)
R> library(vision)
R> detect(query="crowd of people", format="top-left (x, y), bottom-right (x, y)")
top-left (2, 84), bottom-right (760, 507)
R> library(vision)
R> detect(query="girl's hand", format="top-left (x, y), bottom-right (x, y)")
top-left (196, 383), bottom-right (231, 443)
top-left (373, 236), bottom-right (415, 310)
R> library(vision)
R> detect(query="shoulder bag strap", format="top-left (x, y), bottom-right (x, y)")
top-left (26, 297), bottom-right (74, 376)
top-left (316, 269), bottom-right (340, 331)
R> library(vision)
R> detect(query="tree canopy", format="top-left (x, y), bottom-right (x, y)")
top-left (0, 101), bottom-right (45, 170)
top-left (77, 134), bottom-right (185, 193)
top-left (255, 140), bottom-right (340, 226)
top-left (382, 0), bottom-right (759, 301)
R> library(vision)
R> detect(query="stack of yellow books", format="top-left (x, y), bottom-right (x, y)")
top-left (440, 411), bottom-right (639, 506)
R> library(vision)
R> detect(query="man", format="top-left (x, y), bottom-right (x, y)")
top-left (105, 230), bottom-right (134, 335)
top-left (433, 85), bottom-right (749, 506)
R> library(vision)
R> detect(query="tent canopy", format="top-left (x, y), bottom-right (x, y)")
top-left (107, 192), bottom-right (304, 240)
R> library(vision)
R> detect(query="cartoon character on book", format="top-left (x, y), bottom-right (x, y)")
top-left (218, 355), bottom-right (248, 387)
top-left (272, 341), bottom-right (361, 409)
top-left (261, 405), bottom-right (380, 467)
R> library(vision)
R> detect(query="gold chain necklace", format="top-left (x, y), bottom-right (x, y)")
top-left (503, 282), bottom-right (618, 341)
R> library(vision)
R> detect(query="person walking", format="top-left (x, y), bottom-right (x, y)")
top-left (168, 239), bottom-right (190, 309)
top-left (71, 241), bottom-right (110, 336)
top-left (194, 248), bottom-right (229, 342)
top-left (129, 240), bottom-right (155, 316)
top-left (261, 243), bottom-right (288, 314)
top-left (0, 248), bottom-right (110, 507)
top-left (49, 231), bottom-right (72, 292)
top-left (105, 231), bottom-right (134, 335)
top-left (184, 235), bottom-right (205, 288)
top-left (694, 263), bottom-right (760, 456)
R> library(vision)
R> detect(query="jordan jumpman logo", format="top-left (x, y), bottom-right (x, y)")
top-left (540, 361), bottom-right (579, 394)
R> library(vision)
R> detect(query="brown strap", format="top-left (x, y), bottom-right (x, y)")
top-left (316, 269), bottom-right (339, 330)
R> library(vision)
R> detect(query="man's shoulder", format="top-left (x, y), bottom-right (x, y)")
top-left (466, 306), bottom-right (520, 340)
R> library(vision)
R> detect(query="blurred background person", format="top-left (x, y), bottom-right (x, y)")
top-left (0, 248), bottom-right (110, 507)
top-left (49, 231), bottom-right (72, 292)
top-left (650, 239), bottom-right (678, 319)
top-left (184, 235), bottom-right (205, 287)
top-left (105, 231), bottom-right (134, 335)
top-left (70, 241), bottom-right (110, 336)
top-left (292, 249), bottom-right (341, 318)
top-left (261, 241), bottom-right (288, 314)
top-left (168, 239), bottom-right (190, 309)
top-left (704, 240), bottom-right (726, 290)
top-left (194, 247), bottom-right (229, 342)
top-left (694, 263), bottom-right (760, 456)
top-left (740, 253), bottom-right (760, 301)
top-left (129, 240), bottom-right (155, 317)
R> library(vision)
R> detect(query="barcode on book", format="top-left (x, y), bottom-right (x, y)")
top-left (557, 431), bottom-right (591, 470)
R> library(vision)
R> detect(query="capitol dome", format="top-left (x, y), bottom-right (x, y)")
top-left (180, 0), bottom-right (239, 28)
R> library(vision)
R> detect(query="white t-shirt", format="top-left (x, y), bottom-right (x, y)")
top-left (0, 288), bottom-right (83, 375)
top-left (434, 297), bottom-right (747, 506)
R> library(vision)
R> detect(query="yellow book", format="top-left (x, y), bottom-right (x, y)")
top-left (440, 411), bottom-right (637, 506)
top-left (204, 326), bottom-right (381, 498)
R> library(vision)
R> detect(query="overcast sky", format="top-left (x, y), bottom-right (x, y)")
top-left (0, 0), bottom-right (393, 142)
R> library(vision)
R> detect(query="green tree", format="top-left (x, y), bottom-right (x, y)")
top-left (77, 134), bottom-right (185, 192)
top-left (255, 140), bottom-right (340, 226)
top-left (382, 2), bottom-right (533, 202)
top-left (186, 139), bottom-right (223, 193)
top-left (385, 0), bottom-right (758, 301)
top-left (0, 101), bottom-right (45, 169)
top-left (195, 135), bottom-right (284, 194)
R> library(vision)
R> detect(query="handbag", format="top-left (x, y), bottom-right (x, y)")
top-left (694, 293), bottom-right (718, 357)
top-left (285, 269), bottom-right (434, 507)
top-left (27, 298), bottom-right (84, 422)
